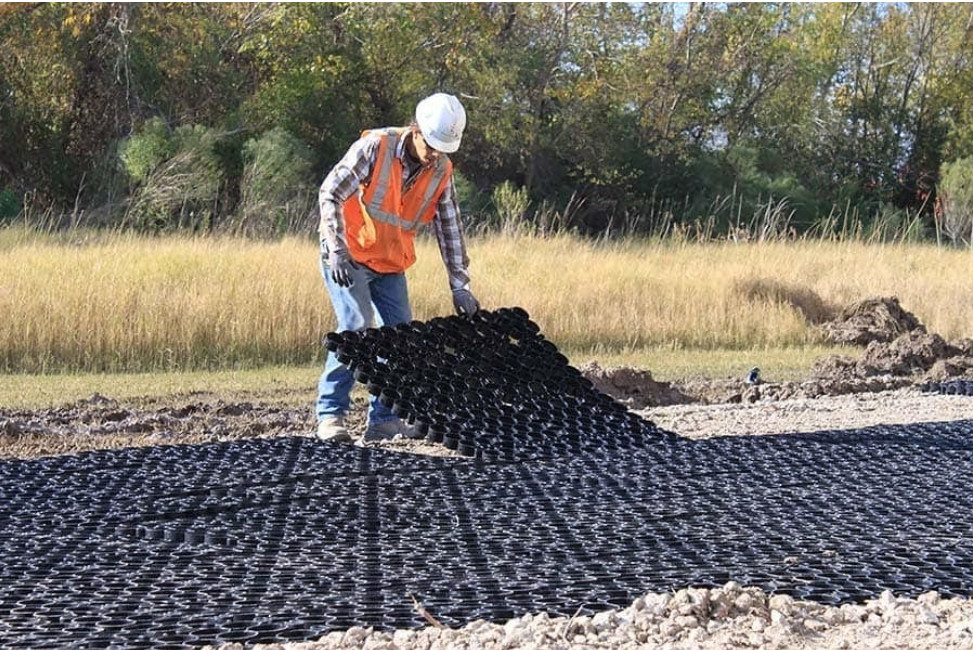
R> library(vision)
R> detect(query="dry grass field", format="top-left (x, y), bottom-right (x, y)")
top-left (1, 227), bottom-right (971, 376)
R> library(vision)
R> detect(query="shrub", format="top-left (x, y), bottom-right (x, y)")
top-left (120, 117), bottom-right (174, 183)
top-left (939, 157), bottom-right (973, 245)
top-left (491, 181), bottom-right (531, 235)
top-left (123, 123), bottom-right (226, 231)
top-left (236, 128), bottom-right (316, 236)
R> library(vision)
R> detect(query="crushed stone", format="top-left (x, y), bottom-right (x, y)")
top-left (208, 584), bottom-right (973, 650)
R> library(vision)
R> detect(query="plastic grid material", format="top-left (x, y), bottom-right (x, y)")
top-left (920, 379), bottom-right (973, 396)
top-left (323, 307), bottom-right (677, 460)
top-left (1, 308), bottom-right (972, 648)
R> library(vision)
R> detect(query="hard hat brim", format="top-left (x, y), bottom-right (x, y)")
top-left (423, 132), bottom-right (461, 154)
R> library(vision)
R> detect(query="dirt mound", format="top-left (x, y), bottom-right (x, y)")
top-left (812, 330), bottom-right (959, 380)
top-left (861, 329), bottom-right (961, 375)
top-left (579, 361), bottom-right (692, 408)
top-left (808, 296), bottom-right (973, 388)
top-left (926, 352), bottom-right (973, 381)
top-left (818, 296), bottom-right (922, 346)
top-left (586, 297), bottom-right (973, 406)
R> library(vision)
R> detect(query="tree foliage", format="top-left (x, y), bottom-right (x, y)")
top-left (2, 2), bottom-right (973, 241)
top-left (122, 122), bottom-right (226, 231)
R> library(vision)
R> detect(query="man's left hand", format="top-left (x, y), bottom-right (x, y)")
top-left (452, 288), bottom-right (480, 315)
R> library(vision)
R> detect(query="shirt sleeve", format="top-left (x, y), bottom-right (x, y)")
top-left (318, 135), bottom-right (380, 263)
top-left (432, 175), bottom-right (473, 291)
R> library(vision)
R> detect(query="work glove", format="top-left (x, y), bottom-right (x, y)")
top-left (452, 288), bottom-right (480, 315)
top-left (329, 252), bottom-right (358, 288)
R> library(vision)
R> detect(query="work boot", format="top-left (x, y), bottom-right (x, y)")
top-left (316, 416), bottom-right (352, 443)
top-left (360, 419), bottom-right (421, 444)
top-left (394, 421), bottom-right (425, 441)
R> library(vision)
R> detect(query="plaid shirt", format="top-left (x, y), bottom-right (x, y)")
top-left (318, 129), bottom-right (472, 291)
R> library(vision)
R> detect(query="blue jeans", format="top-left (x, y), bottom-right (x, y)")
top-left (316, 257), bottom-right (412, 425)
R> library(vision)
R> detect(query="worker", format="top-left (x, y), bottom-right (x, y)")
top-left (315, 92), bottom-right (480, 444)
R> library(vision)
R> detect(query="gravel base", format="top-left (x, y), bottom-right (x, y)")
top-left (639, 386), bottom-right (973, 440)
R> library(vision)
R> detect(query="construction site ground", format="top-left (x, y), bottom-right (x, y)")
top-left (0, 297), bottom-right (971, 648)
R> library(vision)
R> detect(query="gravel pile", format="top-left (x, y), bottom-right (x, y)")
top-left (215, 583), bottom-right (973, 650)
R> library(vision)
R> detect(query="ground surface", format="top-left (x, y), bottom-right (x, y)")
top-left (641, 387), bottom-right (973, 440)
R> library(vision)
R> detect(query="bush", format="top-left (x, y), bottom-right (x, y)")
top-left (491, 181), bottom-right (531, 235)
top-left (122, 122), bottom-right (226, 231)
top-left (236, 128), bottom-right (316, 236)
top-left (120, 118), bottom-right (174, 183)
top-left (939, 157), bottom-right (973, 245)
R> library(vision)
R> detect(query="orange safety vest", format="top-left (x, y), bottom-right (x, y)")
top-left (342, 128), bottom-right (453, 273)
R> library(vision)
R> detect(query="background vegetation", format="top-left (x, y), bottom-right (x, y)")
top-left (2, 228), bottom-right (971, 374)
top-left (3, 3), bottom-right (973, 242)
top-left (4, 3), bottom-right (973, 385)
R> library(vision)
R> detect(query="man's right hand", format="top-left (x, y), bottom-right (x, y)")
top-left (452, 288), bottom-right (480, 315)
top-left (330, 253), bottom-right (358, 288)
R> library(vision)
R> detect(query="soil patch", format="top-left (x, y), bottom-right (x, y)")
top-left (0, 392), bottom-right (457, 460)
top-left (578, 360), bottom-right (693, 408)
top-left (0, 394), bottom-right (312, 459)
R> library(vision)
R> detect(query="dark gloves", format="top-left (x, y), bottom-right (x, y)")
top-left (329, 252), bottom-right (358, 288)
top-left (452, 288), bottom-right (480, 315)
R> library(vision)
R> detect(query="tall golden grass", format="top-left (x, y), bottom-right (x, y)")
top-left (2, 228), bottom-right (971, 372)
top-left (428, 234), bottom-right (973, 351)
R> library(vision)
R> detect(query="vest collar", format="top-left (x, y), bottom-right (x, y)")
top-left (395, 129), bottom-right (410, 161)
top-left (396, 128), bottom-right (447, 174)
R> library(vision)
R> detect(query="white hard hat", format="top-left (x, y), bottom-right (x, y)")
top-left (415, 93), bottom-right (466, 154)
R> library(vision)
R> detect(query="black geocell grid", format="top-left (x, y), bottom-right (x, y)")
top-left (1, 308), bottom-right (972, 649)
top-left (920, 378), bottom-right (973, 396)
